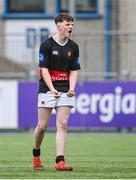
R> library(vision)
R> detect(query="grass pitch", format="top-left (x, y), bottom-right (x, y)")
top-left (0, 132), bottom-right (136, 179)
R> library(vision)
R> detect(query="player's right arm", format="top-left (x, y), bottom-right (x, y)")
top-left (67, 43), bottom-right (80, 97)
top-left (42, 68), bottom-right (60, 98)
top-left (39, 41), bottom-right (60, 98)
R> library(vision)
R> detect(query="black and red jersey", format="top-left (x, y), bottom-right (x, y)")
top-left (38, 36), bottom-right (81, 93)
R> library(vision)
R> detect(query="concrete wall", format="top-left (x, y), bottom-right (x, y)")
top-left (0, 0), bottom-right (5, 34)
top-left (73, 0), bottom-right (106, 75)
top-left (119, 0), bottom-right (136, 78)
top-left (0, 0), bottom-right (5, 56)
top-left (110, 0), bottom-right (136, 79)
top-left (119, 0), bottom-right (136, 31)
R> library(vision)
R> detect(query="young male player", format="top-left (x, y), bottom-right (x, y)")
top-left (32, 13), bottom-right (80, 171)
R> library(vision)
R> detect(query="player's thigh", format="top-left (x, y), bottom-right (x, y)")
top-left (38, 107), bottom-right (53, 127)
top-left (56, 106), bottom-right (71, 126)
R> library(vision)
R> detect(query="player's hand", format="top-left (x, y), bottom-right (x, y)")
top-left (67, 90), bottom-right (75, 97)
top-left (51, 89), bottom-right (61, 98)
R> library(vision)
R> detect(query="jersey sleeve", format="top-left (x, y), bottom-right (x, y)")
top-left (39, 41), bottom-right (50, 68)
top-left (70, 44), bottom-right (81, 71)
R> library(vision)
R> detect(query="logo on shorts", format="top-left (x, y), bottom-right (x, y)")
top-left (41, 101), bottom-right (45, 104)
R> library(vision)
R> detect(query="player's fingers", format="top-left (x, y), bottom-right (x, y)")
top-left (67, 92), bottom-right (74, 97)
top-left (54, 91), bottom-right (61, 98)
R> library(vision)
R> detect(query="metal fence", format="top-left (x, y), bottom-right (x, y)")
top-left (0, 31), bottom-right (136, 80)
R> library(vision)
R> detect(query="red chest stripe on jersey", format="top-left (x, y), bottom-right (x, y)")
top-left (40, 68), bottom-right (69, 81)
top-left (49, 70), bottom-right (69, 81)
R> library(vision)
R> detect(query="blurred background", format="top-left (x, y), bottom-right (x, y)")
top-left (0, 0), bottom-right (136, 132)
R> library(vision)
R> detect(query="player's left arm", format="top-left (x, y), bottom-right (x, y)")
top-left (67, 44), bottom-right (81, 97)
top-left (67, 70), bottom-right (78, 97)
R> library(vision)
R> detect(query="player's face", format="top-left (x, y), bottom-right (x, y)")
top-left (59, 20), bottom-right (74, 38)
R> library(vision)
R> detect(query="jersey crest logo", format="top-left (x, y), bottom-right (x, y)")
top-left (52, 50), bottom-right (59, 55)
top-left (67, 50), bottom-right (72, 57)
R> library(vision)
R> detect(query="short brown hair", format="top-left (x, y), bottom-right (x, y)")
top-left (55, 13), bottom-right (74, 24)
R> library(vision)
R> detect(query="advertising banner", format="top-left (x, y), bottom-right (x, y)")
top-left (18, 81), bottom-right (136, 128)
top-left (0, 80), bottom-right (18, 128)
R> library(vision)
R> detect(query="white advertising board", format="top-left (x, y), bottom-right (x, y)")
top-left (0, 80), bottom-right (18, 128)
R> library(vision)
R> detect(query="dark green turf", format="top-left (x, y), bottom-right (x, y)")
top-left (0, 132), bottom-right (136, 179)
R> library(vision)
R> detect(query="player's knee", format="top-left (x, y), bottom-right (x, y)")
top-left (37, 123), bottom-right (48, 131)
top-left (57, 121), bottom-right (67, 131)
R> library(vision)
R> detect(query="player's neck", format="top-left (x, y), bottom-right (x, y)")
top-left (54, 33), bottom-right (68, 45)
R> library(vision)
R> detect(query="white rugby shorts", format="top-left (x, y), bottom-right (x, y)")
top-left (38, 91), bottom-right (75, 108)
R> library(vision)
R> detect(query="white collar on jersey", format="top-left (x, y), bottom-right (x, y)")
top-left (52, 35), bottom-right (68, 46)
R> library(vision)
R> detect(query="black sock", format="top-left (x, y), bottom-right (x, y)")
top-left (33, 148), bottom-right (40, 157)
top-left (56, 155), bottom-right (65, 163)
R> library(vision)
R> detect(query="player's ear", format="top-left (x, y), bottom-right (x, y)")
top-left (56, 23), bottom-right (61, 31)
